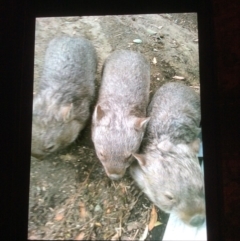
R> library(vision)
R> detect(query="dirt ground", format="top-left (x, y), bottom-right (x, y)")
top-left (28, 13), bottom-right (199, 240)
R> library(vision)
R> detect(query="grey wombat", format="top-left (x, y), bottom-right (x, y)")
top-left (130, 82), bottom-right (205, 227)
top-left (31, 36), bottom-right (97, 159)
top-left (92, 50), bottom-right (150, 180)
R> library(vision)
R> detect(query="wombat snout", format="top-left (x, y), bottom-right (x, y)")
top-left (107, 173), bottom-right (124, 181)
top-left (189, 215), bottom-right (205, 227)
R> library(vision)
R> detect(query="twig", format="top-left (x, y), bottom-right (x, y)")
top-left (105, 232), bottom-right (117, 240)
top-left (130, 192), bottom-right (142, 209)
top-left (86, 225), bottom-right (96, 240)
top-left (112, 180), bottom-right (117, 189)
top-left (79, 162), bottom-right (97, 186)
top-left (119, 215), bottom-right (122, 237)
top-left (132, 229), bottom-right (139, 240)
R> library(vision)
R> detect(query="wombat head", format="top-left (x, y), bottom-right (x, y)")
top-left (131, 139), bottom-right (205, 227)
top-left (92, 104), bottom-right (150, 180)
top-left (31, 99), bottom-right (82, 159)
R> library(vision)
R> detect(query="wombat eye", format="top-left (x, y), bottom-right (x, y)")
top-left (165, 193), bottom-right (174, 201)
top-left (98, 151), bottom-right (105, 160)
top-left (45, 145), bottom-right (55, 151)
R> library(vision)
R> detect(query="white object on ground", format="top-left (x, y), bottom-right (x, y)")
top-left (162, 215), bottom-right (206, 241)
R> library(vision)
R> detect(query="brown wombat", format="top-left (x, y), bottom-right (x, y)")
top-left (130, 82), bottom-right (205, 227)
top-left (92, 50), bottom-right (150, 180)
top-left (31, 36), bottom-right (97, 159)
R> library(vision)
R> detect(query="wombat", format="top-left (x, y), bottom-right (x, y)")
top-left (31, 36), bottom-right (97, 159)
top-left (130, 82), bottom-right (205, 227)
top-left (92, 50), bottom-right (150, 180)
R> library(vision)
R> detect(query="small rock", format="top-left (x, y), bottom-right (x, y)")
top-left (152, 57), bottom-right (157, 65)
top-left (147, 29), bottom-right (157, 35)
top-left (94, 204), bottom-right (102, 212)
top-left (133, 39), bottom-right (142, 44)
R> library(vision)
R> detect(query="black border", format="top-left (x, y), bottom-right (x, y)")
top-left (2, 0), bottom-right (222, 240)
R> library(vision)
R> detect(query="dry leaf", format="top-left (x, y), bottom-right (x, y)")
top-left (172, 75), bottom-right (185, 80)
top-left (152, 57), bottom-right (157, 65)
top-left (75, 232), bottom-right (85, 240)
top-left (148, 205), bottom-right (158, 231)
top-left (111, 232), bottom-right (120, 240)
top-left (79, 202), bottom-right (88, 219)
top-left (28, 234), bottom-right (40, 240)
top-left (139, 225), bottom-right (148, 241)
top-left (55, 213), bottom-right (64, 221)
top-left (154, 221), bottom-right (162, 227)
top-left (121, 186), bottom-right (125, 194)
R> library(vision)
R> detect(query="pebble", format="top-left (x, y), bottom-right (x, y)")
top-left (94, 204), bottom-right (103, 212)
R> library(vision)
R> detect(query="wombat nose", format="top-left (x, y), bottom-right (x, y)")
top-left (189, 215), bottom-right (205, 227)
top-left (108, 173), bottom-right (123, 180)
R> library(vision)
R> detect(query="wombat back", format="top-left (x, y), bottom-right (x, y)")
top-left (146, 82), bottom-right (201, 146)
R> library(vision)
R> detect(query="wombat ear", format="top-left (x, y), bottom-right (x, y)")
top-left (164, 191), bottom-right (175, 201)
top-left (134, 117), bottom-right (150, 131)
top-left (132, 153), bottom-right (146, 166)
top-left (60, 103), bottom-right (74, 122)
top-left (188, 138), bottom-right (201, 154)
top-left (94, 104), bottom-right (105, 121)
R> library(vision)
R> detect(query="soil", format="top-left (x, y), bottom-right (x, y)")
top-left (28, 13), bottom-right (199, 240)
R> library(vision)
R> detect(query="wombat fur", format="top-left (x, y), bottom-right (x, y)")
top-left (31, 36), bottom-right (97, 159)
top-left (130, 82), bottom-right (205, 227)
top-left (92, 50), bottom-right (150, 180)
